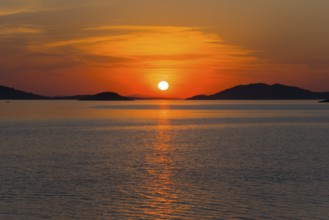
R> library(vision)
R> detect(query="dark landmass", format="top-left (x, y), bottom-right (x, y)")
top-left (79, 92), bottom-right (133, 101)
top-left (1, 83), bottom-right (328, 101)
top-left (0, 85), bottom-right (133, 101)
top-left (0, 85), bottom-right (49, 100)
top-left (187, 83), bottom-right (329, 100)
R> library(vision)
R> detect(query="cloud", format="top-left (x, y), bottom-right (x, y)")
top-left (2, 1), bottom-right (329, 71)
top-left (0, 23), bottom-right (259, 74)
top-left (85, 25), bottom-right (201, 33)
top-left (76, 25), bottom-right (257, 69)
top-left (0, 0), bottom-right (40, 16)
top-left (0, 0), bottom-right (95, 16)
top-left (0, 25), bottom-right (43, 36)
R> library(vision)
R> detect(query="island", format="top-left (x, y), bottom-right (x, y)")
top-left (78, 92), bottom-right (133, 101)
top-left (1, 83), bottom-right (328, 101)
top-left (0, 85), bottom-right (48, 100)
top-left (0, 85), bottom-right (134, 101)
top-left (187, 83), bottom-right (329, 100)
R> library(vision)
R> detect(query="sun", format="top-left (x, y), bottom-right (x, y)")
top-left (158, 81), bottom-right (169, 91)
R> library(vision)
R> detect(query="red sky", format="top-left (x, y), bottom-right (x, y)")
top-left (0, 1), bottom-right (328, 98)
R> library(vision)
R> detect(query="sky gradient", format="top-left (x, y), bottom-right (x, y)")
top-left (1, 0), bottom-right (328, 97)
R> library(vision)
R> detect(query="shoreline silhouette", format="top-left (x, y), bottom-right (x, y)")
top-left (1, 83), bottom-right (328, 101)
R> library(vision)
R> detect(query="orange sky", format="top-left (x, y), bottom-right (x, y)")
top-left (0, 1), bottom-right (328, 98)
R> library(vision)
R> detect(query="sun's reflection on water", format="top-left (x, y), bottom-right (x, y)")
top-left (141, 105), bottom-right (179, 218)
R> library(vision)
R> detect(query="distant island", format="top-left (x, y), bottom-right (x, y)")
top-left (0, 85), bottom-right (132, 101)
top-left (79, 92), bottom-right (133, 101)
top-left (187, 83), bottom-right (329, 100)
top-left (1, 83), bottom-right (328, 101)
top-left (0, 85), bottom-right (48, 100)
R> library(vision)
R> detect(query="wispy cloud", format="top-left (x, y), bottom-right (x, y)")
top-left (55, 25), bottom-right (255, 68)
top-left (0, 0), bottom-right (40, 16)
top-left (85, 25), bottom-right (202, 33)
top-left (0, 25), bottom-right (43, 36)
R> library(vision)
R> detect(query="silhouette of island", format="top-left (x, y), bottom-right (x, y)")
top-left (0, 85), bottom-right (133, 101)
top-left (79, 92), bottom-right (133, 101)
top-left (1, 83), bottom-right (328, 101)
top-left (0, 85), bottom-right (48, 100)
top-left (187, 83), bottom-right (329, 100)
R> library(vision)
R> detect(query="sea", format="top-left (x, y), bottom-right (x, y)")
top-left (0, 100), bottom-right (328, 220)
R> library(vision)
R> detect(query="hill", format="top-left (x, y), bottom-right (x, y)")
top-left (0, 85), bottom-right (48, 100)
top-left (187, 83), bottom-right (329, 100)
top-left (79, 92), bottom-right (133, 101)
top-left (0, 85), bottom-right (133, 101)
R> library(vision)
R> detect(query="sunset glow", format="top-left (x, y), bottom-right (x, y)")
top-left (1, 2), bottom-right (328, 219)
top-left (0, 1), bottom-right (328, 97)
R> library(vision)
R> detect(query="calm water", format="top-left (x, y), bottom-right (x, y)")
top-left (0, 100), bottom-right (328, 219)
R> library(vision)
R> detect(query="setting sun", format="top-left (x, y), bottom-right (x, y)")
top-left (158, 81), bottom-right (169, 91)
top-left (1, 1), bottom-right (329, 219)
